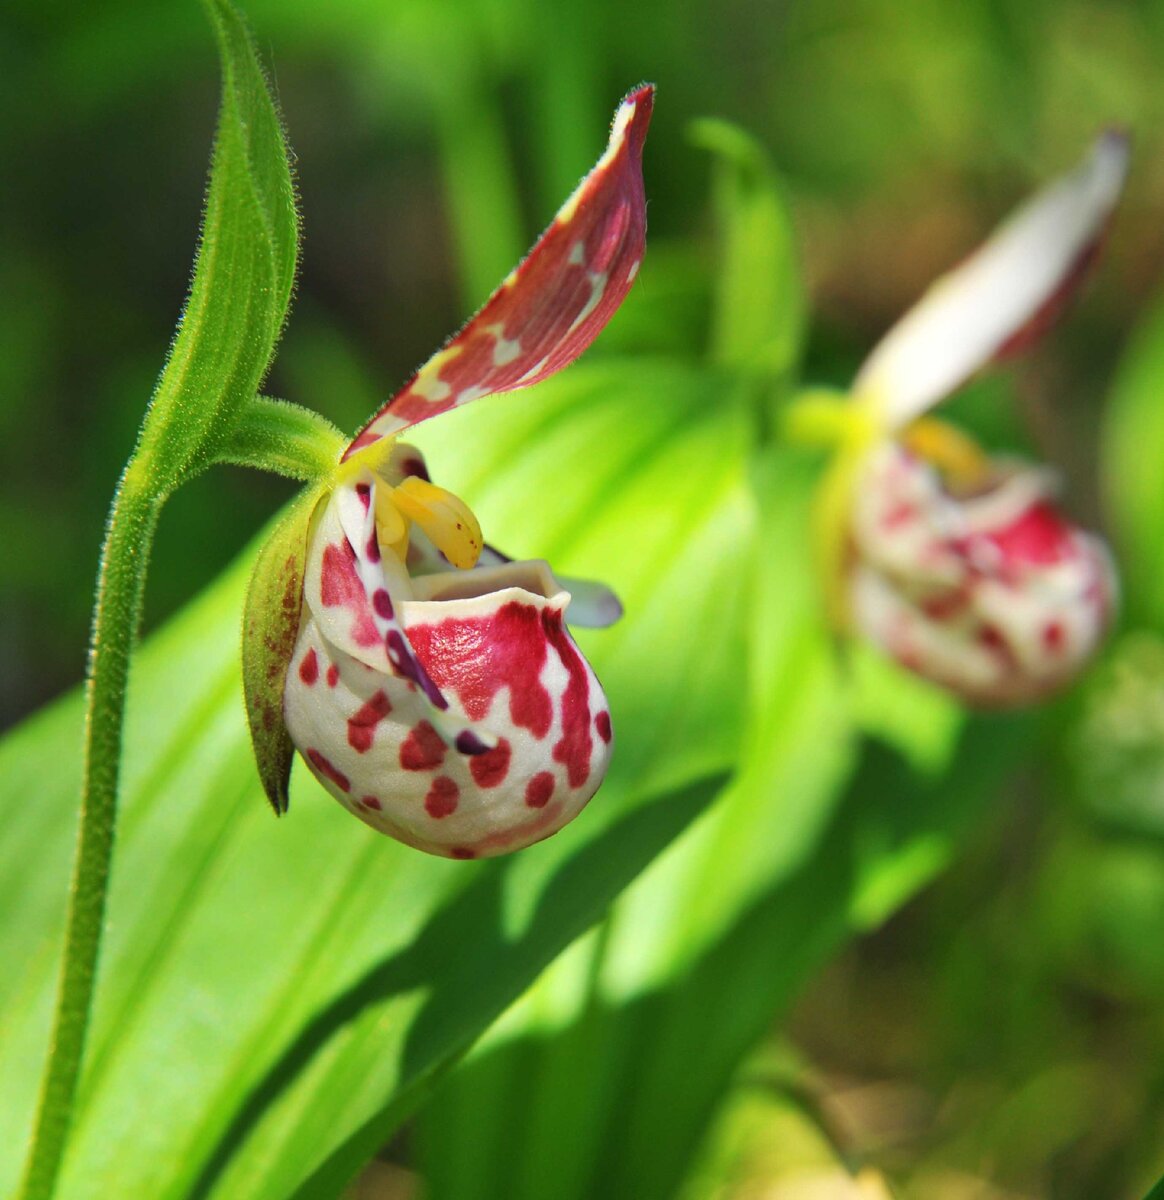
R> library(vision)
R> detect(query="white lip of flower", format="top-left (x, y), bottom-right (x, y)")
top-left (851, 444), bottom-right (1116, 705)
top-left (251, 86), bottom-right (653, 857)
top-left (285, 443), bottom-right (620, 858)
top-left (827, 130), bottom-right (1129, 705)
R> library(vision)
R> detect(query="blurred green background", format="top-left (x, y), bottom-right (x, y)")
top-left (5, 0), bottom-right (1164, 1196)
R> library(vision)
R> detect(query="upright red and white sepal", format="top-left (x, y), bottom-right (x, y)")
top-left (243, 86), bottom-right (653, 856)
top-left (827, 131), bottom-right (1127, 706)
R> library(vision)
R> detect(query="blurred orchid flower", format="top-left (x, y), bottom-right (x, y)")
top-left (805, 131), bottom-right (1128, 705)
top-left (246, 86), bottom-right (653, 856)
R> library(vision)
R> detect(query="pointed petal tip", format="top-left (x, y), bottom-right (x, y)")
top-left (1097, 124), bottom-right (1131, 156)
top-left (618, 83), bottom-right (656, 138)
top-left (1075, 125), bottom-right (1131, 200)
top-left (1091, 125), bottom-right (1131, 194)
top-left (347, 84), bottom-right (655, 453)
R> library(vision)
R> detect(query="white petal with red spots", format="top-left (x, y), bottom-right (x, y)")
top-left (284, 572), bottom-right (614, 858)
top-left (850, 444), bottom-right (1115, 705)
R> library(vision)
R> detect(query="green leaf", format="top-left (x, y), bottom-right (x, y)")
top-left (129, 0), bottom-right (299, 495)
top-left (1101, 290), bottom-right (1164, 628)
top-left (0, 359), bottom-right (756, 1198)
top-left (690, 118), bottom-right (805, 378)
top-left (242, 484), bottom-right (323, 813)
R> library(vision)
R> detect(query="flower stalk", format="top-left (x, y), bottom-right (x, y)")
top-left (19, 470), bottom-right (163, 1200)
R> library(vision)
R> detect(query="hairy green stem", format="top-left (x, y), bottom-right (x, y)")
top-left (19, 470), bottom-right (162, 1200)
top-left (218, 396), bottom-right (345, 481)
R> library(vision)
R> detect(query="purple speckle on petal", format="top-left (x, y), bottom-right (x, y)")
top-left (373, 588), bottom-right (394, 619)
top-left (456, 730), bottom-right (489, 756)
top-left (418, 666), bottom-right (449, 710)
top-left (386, 630), bottom-right (411, 672)
top-left (385, 632), bottom-right (447, 709)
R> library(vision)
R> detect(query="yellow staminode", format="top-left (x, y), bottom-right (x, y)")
top-left (338, 435), bottom-right (484, 571)
top-left (903, 417), bottom-right (991, 491)
top-left (392, 475), bottom-right (483, 570)
top-left (374, 488), bottom-right (410, 561)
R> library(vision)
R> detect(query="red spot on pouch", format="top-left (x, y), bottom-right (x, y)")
top-left (921, 589), bottom-right (969, 623)
top-left (882, 501), bottom-right (916, 530)
top-left (525, 772), bottom-right (555, 808)
top-left (347, 690), bottom-right (392, 752)
top-left (987, 503), bottom-right (1075, 568)
top-left (425, 776), bottom-right (459, 818)
top-left (1042, 621), bottom-right (1065, 653)
top-left (401, 721), bottom-right (446, 771)
top-left (298, 648), bottom-right (319, 685)
top-left (977, 623), bottom-right (1019, 671)
top-left (407, 602), bottom-right (595, 788)
top-left (307, 749), bottom-right (350, 793)
top-left (451, 846), bottom-right (476, 859)
top-left (361, 795), bottom-right (382, 811)
top-left (407, 601), bottom-right (554, 736)
top-left (595, 710), bottom-right (612, 743)
top-left (320, 541), bottom-right (380, 647)
top-left (469, 738), bottom-right (511, 789)
top-left (543, 613), bottom-right (594, 788)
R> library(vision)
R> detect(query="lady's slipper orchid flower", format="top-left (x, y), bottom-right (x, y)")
top-left (806, 131), bottom-right (1128, 706)
top-left (244, 86), bottom-right (653, 857)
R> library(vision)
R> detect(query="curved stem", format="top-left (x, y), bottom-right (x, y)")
top-left (217, 396), bottom-right (345, 482)
top-left (19, 469), bottom-right (162, 1200)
